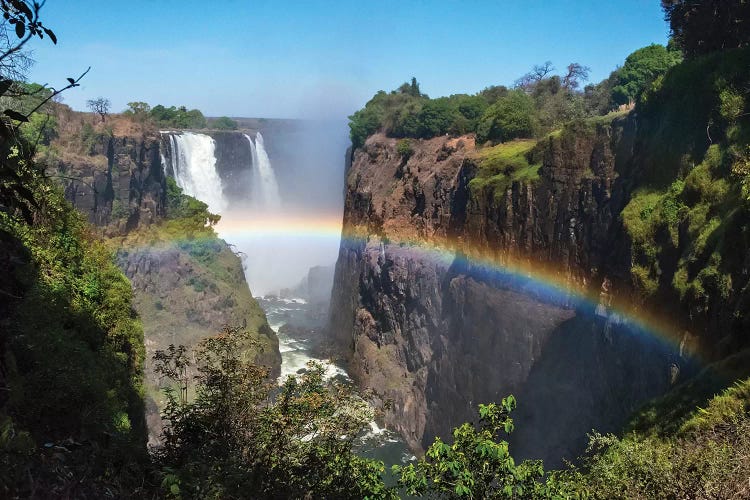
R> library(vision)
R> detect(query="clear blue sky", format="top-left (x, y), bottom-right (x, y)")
top-left (28, 0), bottom-right (669, 119)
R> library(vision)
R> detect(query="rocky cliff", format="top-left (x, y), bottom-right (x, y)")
top-left (50, 122), bottom-right (281, 442)
top-left (327, 117), bottom-right (694, 467)
top-left (60, 134), bottom-right (166, 234)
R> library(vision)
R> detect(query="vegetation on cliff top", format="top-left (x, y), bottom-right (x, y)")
top-left (1, 0), bottom-right (750, 497)
top-left (348, 42), bottom-right (682, 151)
top-left (621, 47), bottom-right (750, 337)
top-left (468, 139), bottom-right (542, 199)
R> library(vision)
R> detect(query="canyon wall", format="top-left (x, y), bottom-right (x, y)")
top-left (54, 129), bottom-right (281, 442)
top-left (61, 135), bottom-right (165, 234)
top-left (328, 116), bottom-right (690, 466)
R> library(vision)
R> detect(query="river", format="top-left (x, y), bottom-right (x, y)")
top-left (256, 294), bottom-right (415, 468)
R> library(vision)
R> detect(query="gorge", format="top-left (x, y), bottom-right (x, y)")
top-left (2, 2), bottom-right (750, 494)
top-left (53, 97), bottom-right (749, 471)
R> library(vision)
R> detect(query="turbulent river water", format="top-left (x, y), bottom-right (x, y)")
top-left (163, 127), bottom-right (414, 468)
top-left (257, 295), bottom-right (414, 467)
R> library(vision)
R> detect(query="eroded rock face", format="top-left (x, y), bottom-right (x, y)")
top-left (61, 135), bottom-right (166, 235)
top-left (328, 120), bottom-right (681, 466)
top-left (53, 129), bottom-right (282, 445)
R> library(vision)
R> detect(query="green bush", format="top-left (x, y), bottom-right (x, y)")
top-left (557, 376), bottom-right (750, 499)
top-left (154, 326), bottom-right (394, 499)
top-left (0, 176), bottom-right (148, 495)
top-left (212, 116), bottom-right (238, 130)
top-left (477, 90), bottom-right (538, 143)
top-left (396, 138), bottom-right (413, 158)
top-left (150, 104), bottom-right (207, 129)
top-left (611, 44), bottom-right (682, 106)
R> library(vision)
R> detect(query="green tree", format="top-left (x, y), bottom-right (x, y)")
top-left (479, 85), bottom-right (509, 105)
top-left (416, 97), bottom-right (458, 137)
top-left (149, 104), bottom-right (174, 123)
top-left (583, 71), bottom-right (618, 115)
top-left (611, 44), bottom-right (682, 106)
top-left (477, 90), bottom-right (538, 143)
top-left (148, 104), bottom-right (207, 128)
top-left (349, 97), bottom-right (385, 148)
top-left (395, 396), bottom-right (559, 499)
top-left (123, 101), bottom-right (151, 121)
top-left (662, 0), bottom-right (750, 58)
top-left (155, 326), bottom-right (394, 499)
top-left (213, 115), bottom-right (238, 130)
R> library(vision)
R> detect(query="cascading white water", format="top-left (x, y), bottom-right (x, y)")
top-left (166, 132), bottom-right (228, 214)
top-left (244, 132), bottom-right (281, 210)
top-left (159, 125), bottom-right (408, 463)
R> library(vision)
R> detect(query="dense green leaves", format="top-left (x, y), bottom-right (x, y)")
top-left (611, 44), bottom-right (682, 106)
top-left (662, 0), bottom-right (750, 58)
top-left (155, 326), bottom-right (396, 499)
top-left (150, 104), bottom-right (207, 129)
top-left (349, 66), bottom-right (599, 148)
top-left (394, 396), bottom-right (564, 499)
top-left (212, 116), bottom-right (238, 130)
top-left (477, 90), bottom-right (538, 143)
top-left (0, 178), bottom-right (149, 496)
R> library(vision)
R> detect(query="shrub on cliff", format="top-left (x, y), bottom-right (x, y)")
top-left (213, 116), bottom-right (238, 130)
top-left (0, 170), bottom-right (149, 496)
top-left (611, 44), bottom-right (682, 106)
top-left (476, 90), bottom-right (538, 143)
top-left (0, 5), bottom-right (151, 494)
top-left (165, 176), bottom-right (220, 231)
top-left (397, 138), bottom-right (414, 158)
top-left (621, 47), bottom-right (750, 334)
top-left (555, 372), bottom-right (750, 499)
top-left (154, 326), bottom-right (394, 499)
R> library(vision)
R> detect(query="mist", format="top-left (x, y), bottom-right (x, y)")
top-left (216, 119), bottom-right (350, 296)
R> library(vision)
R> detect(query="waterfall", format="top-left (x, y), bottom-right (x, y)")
top-left (164, 132), bottom-right (228, 214)
top-left (244, 132), bottom-right (281, 210)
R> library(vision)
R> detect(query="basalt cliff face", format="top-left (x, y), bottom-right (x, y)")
top-left (60, 134), bottom-right (166, 234)
top-left (327, 117), bottom-right (689, 467)
top-left (53, 127), bottom-right (281, 442)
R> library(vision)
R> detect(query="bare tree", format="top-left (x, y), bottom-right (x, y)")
top-left (515, 61), bottom-right (555, 89)
top-left (0, 21), bottom-right (32, 80)
top-left (562, 63), bottom-right (590, 91)
top-left (86, 96), bottom-right (110, 122)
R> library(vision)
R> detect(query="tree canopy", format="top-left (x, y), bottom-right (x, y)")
top-left (611, 44), bottom-right (683, 105)
top-left (349, 63), bottom-right (596, 148)
top-left (149, 104), bottom-right (207, 129)
top-left (212, 115), bottom-right (238, 130)
top-left (662, 0), bottom-right (750, 58)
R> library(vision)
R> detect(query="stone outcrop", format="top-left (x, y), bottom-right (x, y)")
top-left (327, 118), bottom-right (686, 466)
top-left (52, 127), bottom-right (282, 443)
top-left (60, 135), bottom-right (165, 235)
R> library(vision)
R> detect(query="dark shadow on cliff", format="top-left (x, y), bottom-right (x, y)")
top-left (427, 256), bottom-right (701, 469)
top-left (510, 313), bottom-right (679, 468)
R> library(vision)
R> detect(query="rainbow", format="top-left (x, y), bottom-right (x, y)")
top-left (128, 211), bottom-right (702, 364)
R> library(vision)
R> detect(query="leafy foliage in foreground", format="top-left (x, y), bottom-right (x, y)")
top-left (154, 326), bottom-right (394, 499)
top-left (556, 373), bottom-right (750, 499)
top-left (395, 396), bottom-right (568, 499)
top-left (0, 162), bottom-right (149, 497)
